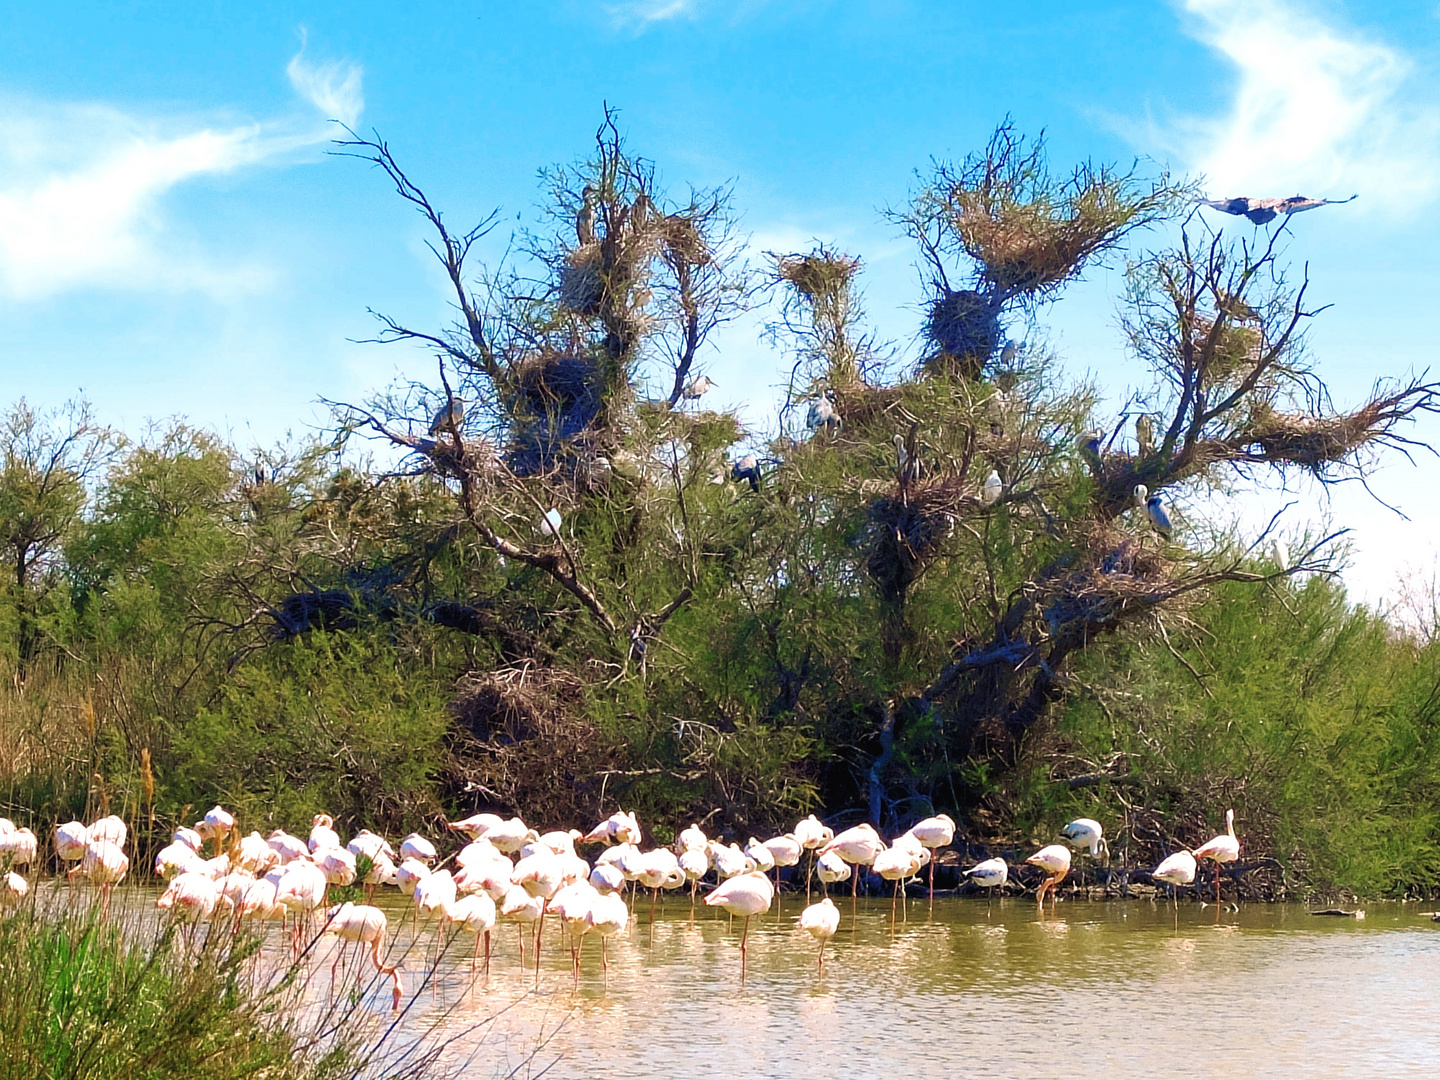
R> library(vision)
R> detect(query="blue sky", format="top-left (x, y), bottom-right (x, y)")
top-left (2, 1), bottom-right (1438, 605)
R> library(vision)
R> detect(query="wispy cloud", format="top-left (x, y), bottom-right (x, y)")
top-left (287, 31), bottom-right (364, 128)
top-left (1157, 0), bottom-right (1440, 211)
top-left (603, 0), bottom-right (699, 29)
top-left (0, 41), bottom-right (363, 302)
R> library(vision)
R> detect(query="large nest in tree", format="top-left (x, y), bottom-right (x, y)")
top-left (954, 195), bottom-right (1115, 296)
top-left (864, 480), bottom-right (967, 603)
top-left (1036, 521), bottom-right (1181, 643)
top-left (777, 251), bottom-right (859, 298)
top-left (1250, 409), bottom-right (1372, 471)
top-left (505, 352), bottom-right (606, 476)
top-left (828, 383), bottom-right (907, 437)
top-left (659, 214), bottom-right (711, 265)
top-left (1194, 317), bottom-right (1263, 385)
top-left (923, 289), bottom-right (1002, 379)
top-left (442, 664), bottom-right (622, 828)
top-left (558, 243), bottom-right (606, 315)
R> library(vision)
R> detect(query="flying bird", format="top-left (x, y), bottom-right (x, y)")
top-left (1197, 194), bottom-right (1356, 226)
top-left (1145, 493), bottom-right (1173, 540)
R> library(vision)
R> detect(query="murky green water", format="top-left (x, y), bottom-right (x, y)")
top-left (80, 886), bottom-right (1440, 1078)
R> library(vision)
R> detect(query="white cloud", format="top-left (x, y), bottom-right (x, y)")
top-left (1163, 0), bottom-right (1440, 210)
top-left (603, 0), bottom-right (698, 28)
top-left (287, 33), bottom-right (364, 128)
top-left (0, 43), bottom-right (363, 302)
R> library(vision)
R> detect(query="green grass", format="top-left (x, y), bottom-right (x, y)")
top-left (0, 897), bottom-right (375, 1080)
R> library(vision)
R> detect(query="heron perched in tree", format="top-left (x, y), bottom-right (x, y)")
top-left (981, 469), bottom-right (1003, 507)
top-left (576, 185), bottom-right (597, 245)
top-left (1271, 537), bottom-right (1288, 570)
top-left (428, 398), bottom-right (464, 436)
top-left (1146, 493), bottom-right (1174, 540)
top-left (806, 389), bottom-right (840, 432)
top-left (1134, 484), bottom-right (1149, 508)
top-left (1000, 341), bottom-right (1019, 366)
top-left (1078, 430), bottom-right (1104, 467)
top-left (731, 454), bottom-right (761, 492)
top-left (682, 375), bottom-right (717, 401)
top-left (1136, 414), bottom-right (1154, 457)
top-left (1197, 194), bottom-right (1356, 226)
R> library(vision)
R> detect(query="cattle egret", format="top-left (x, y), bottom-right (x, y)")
top-left (1192, 809), bottom-right (1241, 904)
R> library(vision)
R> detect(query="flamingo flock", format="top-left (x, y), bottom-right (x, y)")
top-left (0, 804), bottom-right (1243, 1001)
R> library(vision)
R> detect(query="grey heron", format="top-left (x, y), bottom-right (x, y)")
top-left (1196, 194), bottom-right (1356, 226)
top-left (1145, 493), bottom-right (1173, 540)
top-left (731, 454), bottom-right (761, 492)
top-left (1079, 430), bottom-right (1104, 465)
top-left (1133, 483), bottom-right (1148, 508)
top-left (806, 390), bottom-right (840, 432)
top-left (428, 399), bottom-right (464, 436)
top-left (576, 185), bottom-right (596, 246)
top-left (1135, 414), bottom-right (1154, 457)
top-left (682, 375), bottom-right (716, 401)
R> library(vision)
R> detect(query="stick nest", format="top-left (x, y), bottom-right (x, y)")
top-left (443, 664), bottom-right (620, 827)
top-left (923, 289), bottom-right (1002, 380)
top-left (504, 352), bottom-right (606, 475)
top-left (777, 251), bottom-right (860, 299)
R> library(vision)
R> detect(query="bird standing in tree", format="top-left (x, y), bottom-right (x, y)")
top-left (682, 375), bottom-right (716, 402)
top-left (1146, 493), bottom-right (1173, 540)
top-left (806, 389), bottom-right (840, 433)
top-left (576, 185), bottom-right (597, 245)
top-left (1135, 414), bottom-right (1154, 457)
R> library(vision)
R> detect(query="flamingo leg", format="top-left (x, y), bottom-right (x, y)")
top-left (817, 937), bottom-right (825, 974)
top-left (739, 915), bottom-right (750, 981)
top-left (1214, 863), bottom-right (1221, 905)
top-left (928, 858), bottom-right (935, 910)
top-left (602, 936), bottom-right (609, 990)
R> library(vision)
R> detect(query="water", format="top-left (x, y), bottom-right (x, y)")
top-left (85, 886), bottom-right (1440, 1078)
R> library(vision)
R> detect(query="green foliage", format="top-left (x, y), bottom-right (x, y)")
top-left (0, 906), bottom-right (358, 1080)
top-left (170, 634), bottom-right (452, 835)
top-left (1011, 573), bottom-right (1440, 895)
